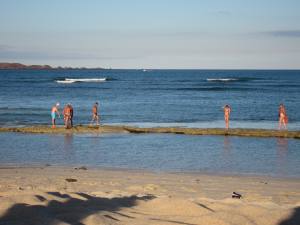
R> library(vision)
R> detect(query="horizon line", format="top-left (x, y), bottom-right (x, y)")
top-left (1, 62), bottom-right (300, 71)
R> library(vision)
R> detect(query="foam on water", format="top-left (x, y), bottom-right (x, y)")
top-left (206, 78), bottom-right (239, 82)
top-left (206, 77), bottom-right (259, 82)
top-left (56, 78), bottom-right (107, 83)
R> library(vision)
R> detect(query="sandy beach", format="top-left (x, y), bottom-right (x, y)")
top-left (1, 0), bottom-right (300, 225)
top-left (0, 166), bottom-right (299, 225)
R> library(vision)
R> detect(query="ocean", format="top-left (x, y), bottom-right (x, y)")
top-left (0, 69), bottom-right (300, 177)
top-left (0, 69), bottom-right (300, 128)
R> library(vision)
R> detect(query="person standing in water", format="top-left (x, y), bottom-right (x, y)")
top-left (69, 103), bottom-right (74, 127)
top-left (51, 103), bottom-right (60, 128)
top-left (63, 104), bottom-right (72, 128)
top-left (90, 102), bottom-right (100, 125)
top-left (223, 104), bottom-right (231, 130)
top-left (278, 103), bottom-right (288, 130)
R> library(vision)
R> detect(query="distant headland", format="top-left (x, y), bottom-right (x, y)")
top-left (0, 62), bottom-right (104, 70)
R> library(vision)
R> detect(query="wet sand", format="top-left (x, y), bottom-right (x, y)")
top-left (0, 125), bottom-right (300, 138)
top-left (0, 166), bottom-right (299, 225)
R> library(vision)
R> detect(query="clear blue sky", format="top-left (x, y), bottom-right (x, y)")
top-left (0, 0), bottom-right (299, 69)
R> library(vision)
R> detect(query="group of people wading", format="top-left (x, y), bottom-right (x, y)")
top-left (51, 102), bottom-right (99, 128)
top-left (223, 103), bottom-right (288, 130)
top-left (51, 102), bottom-right (288, 130)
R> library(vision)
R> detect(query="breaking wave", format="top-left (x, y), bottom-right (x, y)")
top-left (206, 78), bottom-right (239, 82)
top-left (56, 78), bottom-right (107, 84)
top-left (206, 77), bottom-right (260, 82)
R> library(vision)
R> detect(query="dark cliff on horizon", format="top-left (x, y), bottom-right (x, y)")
top-left (0, 62), bottom-right (104, 70)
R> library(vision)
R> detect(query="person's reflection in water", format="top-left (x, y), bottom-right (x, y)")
top-left (223, 136), bottom-right (231, 155)
top-left (276, 137), bottom-right (288, 175)
top-left (221, 136), bottom-right (232, 170)
top-left (64, 134), bottom-right (73, 152)
top-left (277, 138), bottom-right (288, 158)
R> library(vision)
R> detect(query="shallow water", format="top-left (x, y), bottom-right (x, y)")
top-left (1, 69), bottom-right (300, 177)
top-left (0, 132), bottom-right (299, 178)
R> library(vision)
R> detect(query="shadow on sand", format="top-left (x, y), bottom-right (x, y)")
top-left (279, 207), bottom-right (300, 225)
top-left (0, 192), bottom-right (155, 225)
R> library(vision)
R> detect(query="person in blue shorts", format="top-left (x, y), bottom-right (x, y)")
top-left (51, 103), bottom-right (60, 128)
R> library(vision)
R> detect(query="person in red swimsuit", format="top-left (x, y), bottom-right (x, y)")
top-left (63, 104), bottom-right (71, 128)
top-left (223, 104), bottom-right (231, 130)
top-left (278, 103), bottom-right (288, 130)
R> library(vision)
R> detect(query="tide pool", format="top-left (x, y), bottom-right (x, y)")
top-left (0, 132), bottom-right (299, 178)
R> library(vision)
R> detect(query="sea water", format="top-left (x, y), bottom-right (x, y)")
top-left (0, 69), bottom-right (300, 129)
top-left (0, 69), bottom-right (300, 177)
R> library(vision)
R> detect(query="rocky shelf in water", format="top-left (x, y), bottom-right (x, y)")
top-left (0, 125), bottom-right (300, 139)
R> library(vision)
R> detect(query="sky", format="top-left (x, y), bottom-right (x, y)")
top-left (0, 0), bottom-right (300, 69)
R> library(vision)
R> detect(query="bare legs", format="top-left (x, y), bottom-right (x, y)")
top-left (52, 118), bottom-right (56, 128)
top-left (278, 116), bottom-right (287, 130)
top-left (64, 116), bottom-right (71, 128)
top-left (90, 114), bottom-right (99, 126)
top-left (225, 116), bottom-right (229, 130)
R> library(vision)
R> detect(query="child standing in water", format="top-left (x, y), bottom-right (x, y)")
top-left (278, 103), bottom-right (288, 130)
top-left (51, 103), bottom-right (60, 128)
top-left (223, 105), bottom-right (231, 130)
